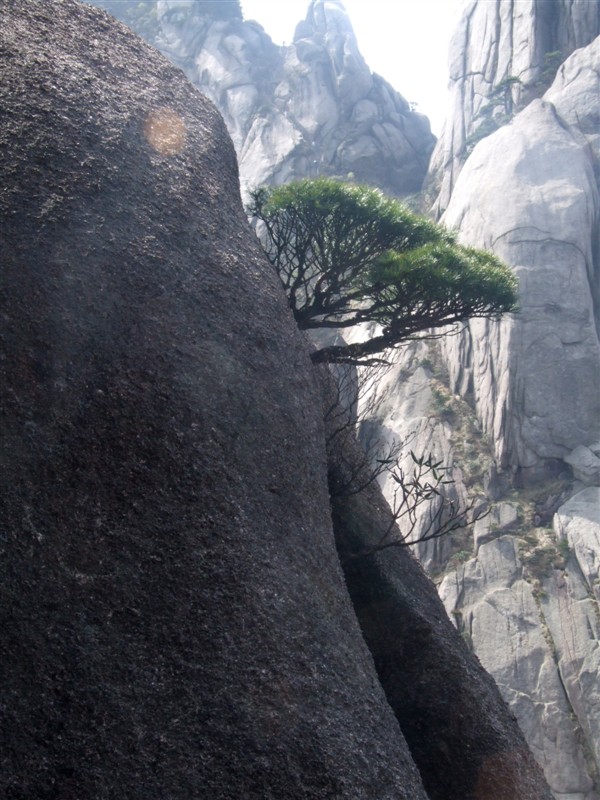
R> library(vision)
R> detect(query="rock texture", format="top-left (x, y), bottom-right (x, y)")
top-left (327, 427), bottom-right (553, 800)
top-left (0, 1), bottom-right (434, 796)
top-left (350, 11), bottom-right (600, 799)
top-left (432, 26), bottom-right (600, 476)
top-left (428, 0), bottom-right (600, 216)
top-left (92, 0), bottom-right (436, 198)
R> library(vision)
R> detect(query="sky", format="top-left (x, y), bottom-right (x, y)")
top-left (241, 0), bottom-right (463, 136)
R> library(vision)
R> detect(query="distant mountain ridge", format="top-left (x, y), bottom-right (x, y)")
top-left (86, 0), bottom-right (436, 198)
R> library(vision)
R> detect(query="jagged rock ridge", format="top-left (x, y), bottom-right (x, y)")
top-left (91, 0), bottom-right (436, 198)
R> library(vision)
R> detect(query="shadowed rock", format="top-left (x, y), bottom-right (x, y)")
top-left (327, 436), bottom-right (554, 800)
top-left (0, 1), bottom-right (429, 797)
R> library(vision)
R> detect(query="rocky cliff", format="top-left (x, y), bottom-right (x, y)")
top-left (427, 0), bottom-right (600, 216)
top-left (434, 27), bottom-right (600, 799)
top-left (364, 7), bottom-right (600, 799)
top-left (90, 0), bottom-right (435, 199)
top-left (31, 0), bottom-right (600, 797)
top-left (0, 1), bottom-right (554, 798)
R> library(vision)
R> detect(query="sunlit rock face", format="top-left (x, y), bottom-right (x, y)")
top-left (428, 0), bottom-right (600, 216)
top-left (150, 0), bottom-right (435, 197)
top-left (351, 12), bottom-right (600, 800)
top-left (428, 29), bottom-right (600, 800)
top-left (0, 1), bottom-right (435, 796)
top-left (441, 44), bottom-right (600, 476)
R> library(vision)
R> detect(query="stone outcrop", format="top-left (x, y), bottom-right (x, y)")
top-left (92, 0), bottom-right (436, 198)
top-left (428, 0), bottom-right (600, 216)
top-left (350, 12), bottom-right (600, 798)
top-left (438, 525), bottom-right (599, 800)
top-left (0, 1), bottom-right (433, 796)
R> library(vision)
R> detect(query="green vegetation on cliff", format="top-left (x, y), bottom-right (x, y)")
top-left (249, 178), bottom-right (518, 365)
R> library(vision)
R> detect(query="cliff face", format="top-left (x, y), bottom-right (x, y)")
top-left (24, 0), bottom-right (598, 797)
top-left (99, 0), bottom-right (436, 198)
top-left (367, 10), bottom-right (600, 799)
top-left (432, 31), bottom-right (600, 799)
top-left (0, 1), bottom-right (432, 796)
top-left (442, 38), bottom-right (600, 476)
top-left (428, 0), bottom-right (600, 216)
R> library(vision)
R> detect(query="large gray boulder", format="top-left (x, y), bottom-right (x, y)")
top-left (0, 1), bottom-right (430, 796)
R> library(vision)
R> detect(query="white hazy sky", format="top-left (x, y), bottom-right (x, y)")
top-left (241, 0), bottom-right (463, 136)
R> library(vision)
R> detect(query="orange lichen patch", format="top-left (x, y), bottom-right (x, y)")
top-left (143, 107), bottom-right (186, 156)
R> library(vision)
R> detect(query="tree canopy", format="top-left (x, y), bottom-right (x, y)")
top-left (248, 178), bottom-right (518, 364)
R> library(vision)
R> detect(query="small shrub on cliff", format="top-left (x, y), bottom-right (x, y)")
top-left (248, 178), bottom-right (518, 364)
top-left (249, 178), bottom-right (515, 551)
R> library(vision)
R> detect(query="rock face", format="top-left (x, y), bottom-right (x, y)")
top-left (428, 0), bottom-right (600, 216)
top-left (349, 8), bottom-right (600, 799)
top-left (441, 46), bottom-right (600, 475)
top-left (423, 17), bottom-right (600, 800)
top-left (0, 1), bottom-right (434, 796)
top-left (92, 0), bottom-right (436, 198)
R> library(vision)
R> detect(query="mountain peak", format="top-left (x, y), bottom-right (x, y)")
top-left (294, 0), bottom-right (356, 42)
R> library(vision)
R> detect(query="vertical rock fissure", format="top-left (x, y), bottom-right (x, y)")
top-left (534, 585), bottom-right (599, 793)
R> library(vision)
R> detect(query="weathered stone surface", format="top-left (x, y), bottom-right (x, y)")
top-left (472, 502), bottom-right (519, 551)
top-left (353, 340), bottom-right (457, 573)
top-left (0, 1), bottom-right (433, 796)
top-left (357, 36), bottom-right (600, 786)
top-left (326, 432), bottom-right (553, 800)
top-left (428, 0), bottom-right (600, 216)
top-left (439, 536), bottom-right (598, 799)
top-left (99, 0), bottom-right (436, 197)
top-left (544, 39), bottom-right (600, 166)
top-left (547, 489), bottom-right (600, 792)
top-left (555, 488), bottom-right (600, 600)
top-left (564, 444), bottom-right (600, 486)
top-left (441, 72), bottom-right (600, 475)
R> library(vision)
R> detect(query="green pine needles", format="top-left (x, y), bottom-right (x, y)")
top-left (248, 178), bottom-right (518, 364)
